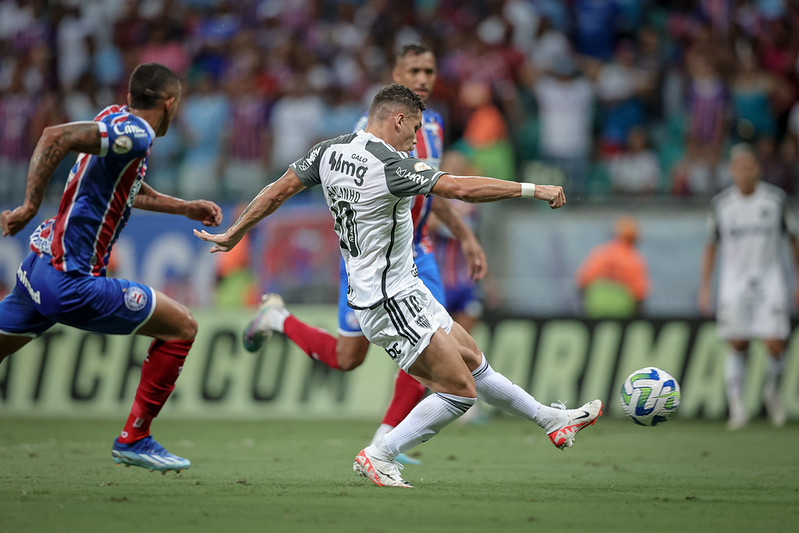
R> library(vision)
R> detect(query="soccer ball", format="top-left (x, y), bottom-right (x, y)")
top-left (620, 367), bottom-right (681, 426)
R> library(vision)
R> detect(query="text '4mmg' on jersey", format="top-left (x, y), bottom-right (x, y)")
top-left (354, 109), bottom-right (444, 257)
top-left (291, 130), bottom-right (446, 309)
top-left (29, 105), bottom-right (155, 276)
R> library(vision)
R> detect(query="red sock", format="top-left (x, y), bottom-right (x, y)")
top-left (381, 370), bottom-right (427, 427)
top-left (118, 339), bottom-right (192, 443)
top-left (283, 315), bottom-right (340, 369)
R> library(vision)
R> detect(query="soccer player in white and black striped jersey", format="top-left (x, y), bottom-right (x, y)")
top-left (196, 83), bottom-right (602, 488)
top-left (699, 143), bottom-right (799, 429)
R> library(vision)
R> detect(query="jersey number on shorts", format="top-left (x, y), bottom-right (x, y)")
top-left (331, 200), bottom-right (361, 257)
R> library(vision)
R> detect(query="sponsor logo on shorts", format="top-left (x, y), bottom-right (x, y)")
top-left (17, 267), bottom-right (41, 304)
top-left (124, 286), bottom-right (148, 311)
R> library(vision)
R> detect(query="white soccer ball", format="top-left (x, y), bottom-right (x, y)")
top-left (619, 367), bottom-right (681, 426)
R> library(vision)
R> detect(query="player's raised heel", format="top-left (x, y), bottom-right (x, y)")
top-left (544, 399), bottom-right (603, 450)
top-left (353, 448), bottom-right (413, 488)
top-left (242, 293), bottom-right (287, 352)
top-left (112, 435), bottom-right (191, 472)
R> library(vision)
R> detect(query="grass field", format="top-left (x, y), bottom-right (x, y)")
top-left (1, 416), bottom-right (797, 533)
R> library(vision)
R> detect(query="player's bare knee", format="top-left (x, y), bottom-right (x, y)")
top-left (178, 313), bottom-right (198, 340)
top-left (336, 346), bottom-right (366, 371)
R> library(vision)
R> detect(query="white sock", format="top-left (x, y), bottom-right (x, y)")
top-left (267, 307), bottom-right (290, 333)
top-left (724, 348), bottom-right (746, 404)
top-left (764, 352), bottom-right (785, 391)
top-left (370, 423), bottom-right (393, 446)
top-left (376, 392), bottom-right (476, 459)
top-left (471, 354), bottom-right (542, 422)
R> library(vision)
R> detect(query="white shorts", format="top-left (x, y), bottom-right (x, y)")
top-left (716, 292), bottom-right (789, 341)
top-left (355, 280), bottom-right (453, 372)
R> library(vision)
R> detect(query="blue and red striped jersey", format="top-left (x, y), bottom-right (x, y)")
top-left (29, 105), bottom-right (155, 276)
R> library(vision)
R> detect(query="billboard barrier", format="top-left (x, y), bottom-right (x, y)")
top-left (2, 308), bottom-right (797, 421)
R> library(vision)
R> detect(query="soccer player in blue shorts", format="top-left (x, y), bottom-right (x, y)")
top-left (0, 63), bottom-right (223, 473)
top-left (242, 44), bottom-right (487, 464)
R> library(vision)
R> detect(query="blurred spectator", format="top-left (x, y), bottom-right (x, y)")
top-left (0, 63), bottom-right (35, 205)
top-left (573, 0), bottom-right (620, 62)
top-left (609, 127), bottom-right (660, 195)
top-left (672, 144), bottom-right (725, 196)
top-left (594, 40), bottom-right (647, 156)
top-left (268, 75), bottom-right (325, 174)
top-left (576, 216), bottom-right (650, 317)
top-left (730, 46), bottom-right (793, 143)
top-left (220, 69), bottom-right (272, 199)
top-left (526, 14), bottom-right (572, 73)
top-left (454, 81), bottom-right (515, 181)
top-left (177, 73), bottom-right (230, 199)
top-left (530, 55), bottom-right (594, 198)
top-left (685, 53), bottom-right (726, 164)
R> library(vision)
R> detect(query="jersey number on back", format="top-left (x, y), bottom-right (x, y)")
top-left (331, 200), bottom-right (361, 257)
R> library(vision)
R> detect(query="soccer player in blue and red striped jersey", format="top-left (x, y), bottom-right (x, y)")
top-left (0, 63), bottom-right (223, 473)
top-left (242, 44), bottom-right (488, 464)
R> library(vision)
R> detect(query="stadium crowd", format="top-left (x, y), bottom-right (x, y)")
top-left (2, 0), bottom-right (799, 204)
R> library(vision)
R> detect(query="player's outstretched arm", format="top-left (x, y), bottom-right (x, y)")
top-left (430, 197), bottom-right (487, 281)
top-left (1, 122), bottom-right (101, 237)
top-left (431, 174), bottom-right (565, 209)
top-left (194, 168), bottom-right (306, 253)
top-left (134, 183), bottom-right (223, 227)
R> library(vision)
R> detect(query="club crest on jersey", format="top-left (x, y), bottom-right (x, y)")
top-left (124, 287), bottom-right (148, 311)
top-left (414, 162), bottom-right (432, 172)
top-left (112, 135), bottom-right (133, 155)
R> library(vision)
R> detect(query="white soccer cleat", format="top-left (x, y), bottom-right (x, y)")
top-left (542, 400), bottom-right (603, 450)
top-left (242, 293), bottom-right (287, 352)
top-left (353, 448), bottom-right (413, 488)
top-left (763, 383), bottom-right (786, 428)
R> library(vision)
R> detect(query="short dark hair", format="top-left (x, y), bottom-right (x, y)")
top-left (128, 63), bottom-right (181, 109)
top-left (369, 83), bottom-right (426, 120)
top-left (396, 42), bottom-right (431, 62)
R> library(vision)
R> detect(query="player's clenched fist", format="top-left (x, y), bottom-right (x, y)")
top-left (534, 184), bottom-right (566, 209)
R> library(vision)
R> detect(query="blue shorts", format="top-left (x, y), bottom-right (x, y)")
top-left (338, 252), bottom-right (445, 335)
top-left (0, 252), bottom-right (156, 337)
top-left (445, 282), bottom-right (483, 317)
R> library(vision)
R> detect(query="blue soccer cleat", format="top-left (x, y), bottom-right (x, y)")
top-left (112, 435), bottom-right (191, 473)
top-left (395, 453), bottom-right (422, 465)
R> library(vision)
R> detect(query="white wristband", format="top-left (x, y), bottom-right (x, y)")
top-left (520, 183), bottom-right (536, 198)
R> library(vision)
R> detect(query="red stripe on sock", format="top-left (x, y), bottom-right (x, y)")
top-left (381, 370), bottom-right (426, 427)
top-left (119, 339), bottom-right (192, 443)
top-left (283, 315), bottom-right (340, 369)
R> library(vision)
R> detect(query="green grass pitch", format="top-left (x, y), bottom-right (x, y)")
top-left (1, 416), bottom-right (797, 532)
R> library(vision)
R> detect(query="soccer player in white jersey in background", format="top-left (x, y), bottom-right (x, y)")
top-left (195, 83), bottom-right (602, 488)
top-left (699, 143), bottom-right (799, 430)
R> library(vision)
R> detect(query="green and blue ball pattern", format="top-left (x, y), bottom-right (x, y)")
top-left (620, 367), bottom-right (681, 426)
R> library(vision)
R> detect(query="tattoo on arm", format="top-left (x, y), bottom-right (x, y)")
top-left (25, 123), bottom-right (101, 209)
